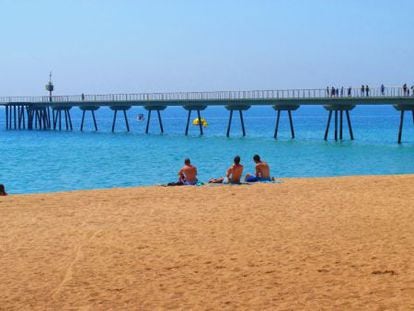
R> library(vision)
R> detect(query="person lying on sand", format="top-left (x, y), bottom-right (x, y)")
top-left (167, 158), bottom-right (198, 186)
top-left (0, 184), bottom-right (7, 196)
top-left (245, 154), bottom-right (272, 182)
top-left (209, 155), bottom-right (244, 184)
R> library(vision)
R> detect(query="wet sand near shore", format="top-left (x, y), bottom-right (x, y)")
top-left (1, 175), bottom-right (414, 310)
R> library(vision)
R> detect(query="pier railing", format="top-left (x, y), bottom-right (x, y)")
top-left (0, 86), bottom-right (412, 104)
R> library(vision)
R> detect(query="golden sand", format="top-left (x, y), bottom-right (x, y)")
top-left (1, 175), bottom-right (414, 310)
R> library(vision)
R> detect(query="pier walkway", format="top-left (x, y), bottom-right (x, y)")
top-left (1, 87), bottom-right (414, 143)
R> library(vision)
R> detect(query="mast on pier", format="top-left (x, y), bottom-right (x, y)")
top-left (45, 72), bottom-right (54, 102)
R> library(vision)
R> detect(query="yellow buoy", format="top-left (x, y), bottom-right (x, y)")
top-left (192, 118), bottom-right (208, 127)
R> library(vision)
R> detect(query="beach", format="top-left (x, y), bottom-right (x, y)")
top-left (1, 174), bottom-right (414, 310)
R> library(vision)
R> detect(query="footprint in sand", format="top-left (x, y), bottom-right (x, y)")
top-left (371, 270), bottom-right (397, 276)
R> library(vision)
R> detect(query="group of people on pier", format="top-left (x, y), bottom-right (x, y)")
top-left (167, 154), bottom-right (272, 186)
top-left (327, 86), bottom-right (352, 97)
top-left (402, 84), bottom-right (414, 96)
top-left (327, 83), bottom-right (414, 97)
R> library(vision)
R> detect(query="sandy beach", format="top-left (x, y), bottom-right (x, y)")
top-left (1, 175), bottom-right (414, 310)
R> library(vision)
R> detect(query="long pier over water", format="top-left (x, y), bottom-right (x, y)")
top-left (1, 87), bottom-right (414, 143)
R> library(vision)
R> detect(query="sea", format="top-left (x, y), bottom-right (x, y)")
top-left (1, 105), bottom-right (414, 194)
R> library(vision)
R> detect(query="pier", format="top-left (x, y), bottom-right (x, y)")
top-left (1, 87), bottom-right (414, 143)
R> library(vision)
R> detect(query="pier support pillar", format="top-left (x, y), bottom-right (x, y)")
top-left (183, 105), bottom-right (207, 136)
top-left (80, 106), bottom-right (99, 131)
top-left (225, 105), bottom-right (250, 137)
top-left (324, 105), bottom-right (355, 141)
top-left (52, 107), bottom-right (73, 131)
top-left (110, 106), bottom-right (131, 133)
top-left (144, 106), bottom-right (167, 134)
top-left (13, 105), bottom-right (17, 129)
top-left (5, 104), bottom-right (28, 130)
top-left (272, 105), bottom-right (300, 139)
top-left (5, 105), bottom-right (9, 129)
top-left (26, 105), bottom-right (51, 130)
top-left (18, 105), bottom-right (26, 129)
top-left (393, 104), bottom-right (414, 144)
top-left (346, 110), bottom-right (354, 140)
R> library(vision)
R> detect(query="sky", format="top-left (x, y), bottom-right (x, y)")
top-left (0, 0), bottom-right (413, 96)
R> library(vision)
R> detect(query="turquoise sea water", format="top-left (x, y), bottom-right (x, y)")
top-left (1, 105), bottom-right (414, 194)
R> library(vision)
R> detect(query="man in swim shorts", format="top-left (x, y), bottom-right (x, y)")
top-left (209, 155), bottom-right (244, 184)
top-left (245, 154), bottom-right (272, 182)
top-left (177, 158), bottom-right (198, 185)
top-left (167, 158), bottom-right (198, 186)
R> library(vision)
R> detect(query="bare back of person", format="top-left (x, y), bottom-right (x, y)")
top-left (209, 156), bottom-right (243, 184)
top-left (167, 158), bottom-right (198, 186)
top-left (227, 164), bottom-right (243, 183)
top-left (245, 154), bottom-right (272, 182)
top-left (179, 164), bottom-right (197, 184)
top-left (256, 161), bottom-right (270, 179)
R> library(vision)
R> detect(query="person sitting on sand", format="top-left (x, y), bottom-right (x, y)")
top-left (209, 155), bottom-right (244, 184)
top-left (245, 154), bottom-right (272, 182)
top-left (0, 184), bottom-right (7, 196)
top-left (168, 158), bottom-right (198, 186)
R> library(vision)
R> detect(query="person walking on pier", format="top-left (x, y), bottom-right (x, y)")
top-left (245, 154), bottom-right (271, 182)
top-left (365, 85), bottom-right (370, 97)
top-left (381, 84), bottom-right (385, 96)
top-left (361, 85), bottom-right (365, 96)
top-left (340, 87), bottom-right (344, 97)
top-left (326, 86), bottom-right (330, 97)
top-left (347, 87), bottom-right (352, 97)
top-left (411, 85), bottom-right (414, 96)
top-left (81, 93), bottom-right (85, 101)
top-left (331, 87), bottom-right (336, 97)
top-left (403, 83), bottom-right (408, 96)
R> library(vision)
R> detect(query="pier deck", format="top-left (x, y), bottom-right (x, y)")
top-left (1, 87), bottom-right (414, 142)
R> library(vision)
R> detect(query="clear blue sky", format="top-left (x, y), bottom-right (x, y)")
top-left (0, 0), bottom-right (413, 96)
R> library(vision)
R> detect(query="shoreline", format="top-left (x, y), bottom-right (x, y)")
top-left (1, 174), bottom-right (414, 309)
top-left (3, 172), bottom-right (414, 196)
